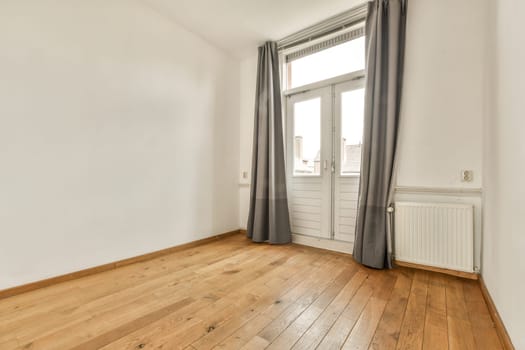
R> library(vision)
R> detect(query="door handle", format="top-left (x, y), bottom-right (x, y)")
top-left (324, 160), bottom-right (336, 173)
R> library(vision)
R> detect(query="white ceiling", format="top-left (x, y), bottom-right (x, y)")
top-left (141, 0), bottom-right (365, 58)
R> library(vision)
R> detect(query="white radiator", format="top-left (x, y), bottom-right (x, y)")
top-left (394, 202), bottom-right (474, 273)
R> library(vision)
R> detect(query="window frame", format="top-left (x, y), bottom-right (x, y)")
top-left (280, 22), bottom-right (366, 94)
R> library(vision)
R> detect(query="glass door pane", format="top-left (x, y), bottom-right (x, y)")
top-left (293, 98), bottom-right (321, 176)
top-left (340, 89), bottom-right (365, 175)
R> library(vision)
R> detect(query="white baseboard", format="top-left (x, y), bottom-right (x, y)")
top-left (292, 234), bottom-right (354, 255)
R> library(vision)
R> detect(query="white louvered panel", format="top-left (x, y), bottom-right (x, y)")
top-left (339, 182), bottom-right (360, 193)
top-left (291, 205), bottom-right (320, 214)
top-left (290, 178), bottom-right (323, 237)
top-left (339, 217), bottom-right (356, 225)
top-left (292, 218), bottom-right (320, 230)
top-left (292, 183), bottom-right (320, 191)
top-left (293, 226), bottom-right (323, 236)
top-left (290, 199), bottom-right (327, 237)
top-left (291, 216), bottom-right (321, 234)
top-left (292, 212), bottom-right (321, 221)
top-left (339, 192), bottom-right (359, 201)
top-left (291, 203), bottom-right (321, 231)
top-left (394, 202), bottom-right (474, 273)
top-left (335, 233), bottom-right (354, 242)
top-left (334, 176), bottom-right (360, 242)
top-left (293, 190), bottom-right (321, 199)
top-left (291, 197), bottom-right (321, 206)
top-left (339, 224), bottom-right (355, 234)
top-left (339, 201), bottom-right (357, 209)
top-left (339, 210), bottom-right (357, 219)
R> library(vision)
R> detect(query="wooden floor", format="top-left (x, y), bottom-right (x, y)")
top-left (0, 234), bottom-right (502, 350)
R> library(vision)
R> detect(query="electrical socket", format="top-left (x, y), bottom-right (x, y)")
top-left (461, 170), bottom-right (473, 182)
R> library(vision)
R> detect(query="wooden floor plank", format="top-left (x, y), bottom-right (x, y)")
top-left (395, 270), bottom-right (429, 350)
top-left (422, 273), bottom-right (449, 350)
top-left (340, 271), bottom-right (396, 350)
top-left (0, 236), bottom-right (254, 338)
top-left (315, 271), bottom-right (380, 350)
top-left (9, 242), bottom-right (285, 349)
top-left (70, 297), bottom-right (194, 350)
top-left (462, 279), bottom-right (503, 350)
top-left (0, 235), bottom-right (502, 350)
top-left (99, 245), bottom-right (304, 350)
top-left (290, 270), bottom-right (368, 350)
top-left (266, 264), bottom-right (359, 349)
top-left (254, 260), bottom-right (355, 346)
top-left (102, 245), bottom-right (335, 350)
top-left (227, 254), bottom-right (350, 350)
top-left (0, 236), bottom-right (249, 321)
top-left (185, 248), bottom-right (329, 349)
top-left (446, 276), bottom-right (477, 350)
top-left (369, 268), bottom-right (414, 350)
top-left (215, 253), bottom-right (344, 349)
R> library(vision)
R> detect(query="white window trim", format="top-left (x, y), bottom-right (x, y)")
top-left (277, 2), bottom-right (368, 51)
top-left (280, 22), bottom-right (365, 60)
top-left (277, 2), bottom-right (367, 92)
top-left (284, 70), bottom-right (365, 97)
top-left (280, 22), bottom-right (366, 93)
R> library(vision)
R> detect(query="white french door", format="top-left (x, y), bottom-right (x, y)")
top-left (286, 87), bottom-right (332, 239)
top-left (286, 79), bottom-right (365, 244)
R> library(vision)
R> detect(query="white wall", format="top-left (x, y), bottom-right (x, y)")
top-left (483, 0), bottom-right (525, 347)
top-left (397, 0), bottom-right (485, 189)
top-left (238, 55), bottom-right (258, 229)
top-left (0, 0), bottom-right (240, 290)
top-left (395, 0), bottom-right (487, 271)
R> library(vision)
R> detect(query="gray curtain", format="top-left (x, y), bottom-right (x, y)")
top-left (353, 0), bottom-right (407, 269)
top-left (247, 42), bottom-right (291, 244)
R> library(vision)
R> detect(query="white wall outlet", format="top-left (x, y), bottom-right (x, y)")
top-left (461, 170), bottom-right (473, 182)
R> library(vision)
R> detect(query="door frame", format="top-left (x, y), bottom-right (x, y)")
top-left (284, 74), bottom-right (365, 251)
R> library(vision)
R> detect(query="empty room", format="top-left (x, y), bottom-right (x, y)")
top-left (1, 0), bottom-right (523, 349)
